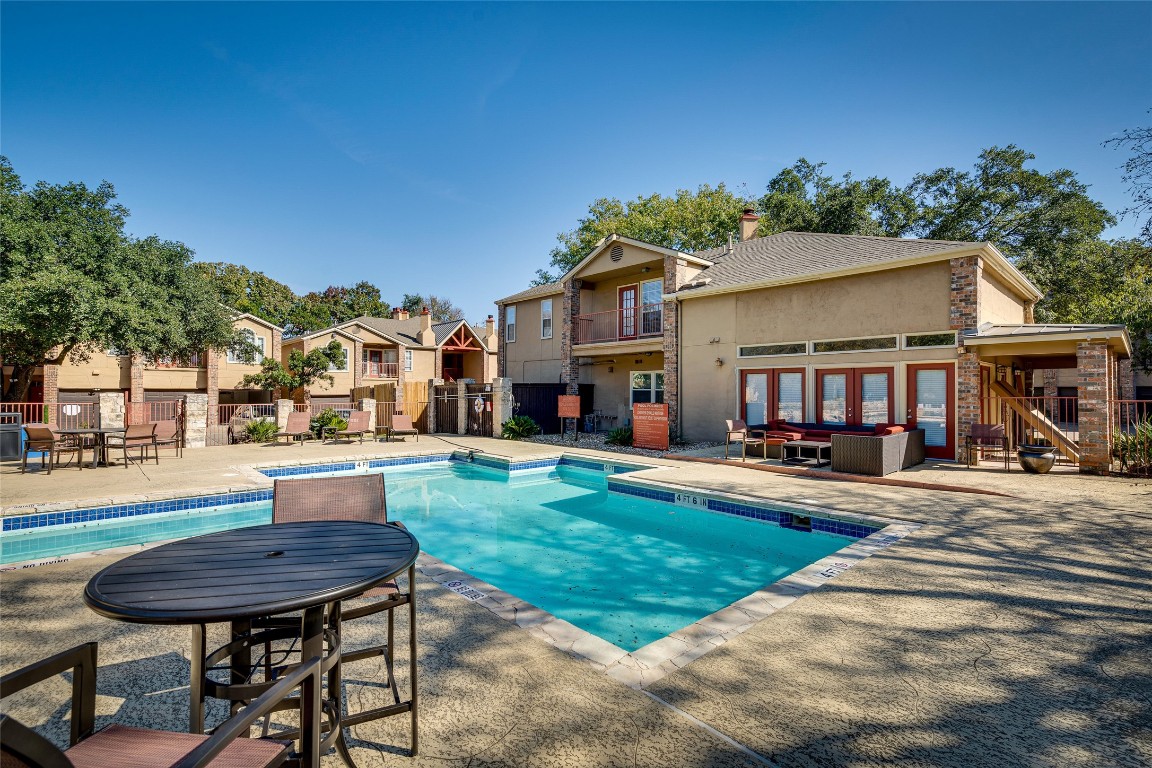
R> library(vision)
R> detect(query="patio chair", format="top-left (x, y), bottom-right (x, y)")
top-left (965, 423), bottom-right (1009, 470)
top-left (267, 474), bottom-right (417, 752)
top-left (383, 413), bottom-right (419, 442)
top-left (106, 423), bottom-right (159, 469)
top-left (331, 410), bottom-right (372, 443)
top-left (724, 419), bottom-right (770, 462)
top-left (151, 419), bottom-right (183, 458)
top-left (275, 411), bottom-right (313, 447)
top-left (20, 425), bottom-right (83, 474)
top-left (0, 642), bottom-right (323, 768)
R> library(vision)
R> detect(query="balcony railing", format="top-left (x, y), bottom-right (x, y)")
top-left (575, 304), bottom-right (663, 344)
top-left (362, 361), bottom-right (399, 378)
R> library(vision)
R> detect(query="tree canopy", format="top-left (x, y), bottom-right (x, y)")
top-left (1105, 112), bottom-right (1152, 242)
top-left (0, 157), bottom-right (243, 400)
top-left (400, 293), bottom-right (465, 323)
top-left (239, 339), bottom-right (346, 395)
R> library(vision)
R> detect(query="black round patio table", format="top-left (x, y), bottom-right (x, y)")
top-left (84, 520), bottom-right (420, 766)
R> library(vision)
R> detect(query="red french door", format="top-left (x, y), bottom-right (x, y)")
top-left (817, 368), bottom-right (894, 426)
top-left (618, 285), bottom-right (638, 340)
top-left (906, 363), bottom-right (955, 460)
top-left (741, 368), bottom-right (806, 425)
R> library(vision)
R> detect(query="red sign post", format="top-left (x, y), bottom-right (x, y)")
top-left (632, 403), bottom-right (669, 450)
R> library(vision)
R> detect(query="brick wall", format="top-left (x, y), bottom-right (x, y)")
top-left (271, 329), bottom-right (283, 400)
top-left (662, 255), bottom-right (689, 435)
top-left (951, 256), bottom-right (983, 459)
top-left (129, 355), bottom-right (144, 404)
top-left (560, 279), bottom-right (583, 395)
top-left (1118, 358), bottom-right (1134, 400)
top-left (1077, 341), bottom-right (1112, 474)
top-left (42, 363), bottom-right (59, 424)
top-left (955, 350), bottom-right (981, 461)
top-left (949, 255), bottom-right (982, 332)
top-left (206, 351), bottom-right (220, 426)
top-left (353, 338), bottom-right (364, 390)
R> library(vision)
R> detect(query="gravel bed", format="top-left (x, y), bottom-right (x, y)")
top-left (526, 432), bottom-right (721, 458)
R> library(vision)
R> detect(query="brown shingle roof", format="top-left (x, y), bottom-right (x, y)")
top-left (679, 232), bottom-right (979, 293)
top-left (344, 316), bottom-right (472, 348)
top-left (495, 282), bottom-right (563, 305)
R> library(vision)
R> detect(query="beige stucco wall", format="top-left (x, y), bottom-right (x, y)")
top-left (218, 317), bottom-right (277, 390)
top-left (408, 348), bottom-right (437, 382)
top-left (283, 336), bottom-right (356, 396)
top-left (979, 271), bottom-right (1027, 325)
top-left (577, 242), bottom-right (664, 281)
top-left (57, 347), bottom-right (131, 391)
top-left (142, 367), bottom-right (207, 390)
top-left (677, 263), bottom-right (959, 441)
top-left (586, 354), bottom-right (664, 427)
top-left (501, 295), bottom-right (563, 383)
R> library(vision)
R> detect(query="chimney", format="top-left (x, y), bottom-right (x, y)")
top-left (485, 314), bottom-right (495, 338)
top-left (739, 208), bottom-right (760, 242)
top-left (419, 306), bottom-right (435, 346)
top-left (391, 307), bottom-right (410, 321)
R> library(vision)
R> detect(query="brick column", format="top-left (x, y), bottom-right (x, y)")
top-left (43, 363), bottom-right (60, 425)
top-left (955, 348), bottom-right (982, 461)
top-left (434, 348), bottom-right (443, 380)
top-left (560, 279), bottom-right (583, 395)
top-left (1077, 341), bottom-right (1112, 475)
top-left (206, 351), bottom-right (220, 427)
top-left (396, 344), bottom-right (407, 408)
top-left (353, 338), bottom-right (364, 390)
top-left (496, 305), bottom-right (506, 378)
top-left (129, 354), bottom-right (144, 404)
top-left (1042, 369), bottom-right (1058, 400)
top-left (271, 329), bottom-right (284, 400)
top-left (183, 393), bottom-right (208, 448)
top-left (427, 378), bottom-right (443, 432)
top-left (1118, 358), bottom-right (1134, 401)
top-left (662, 256), bottom-right (690, 438)
top-left (949, 255), bottom-right (982, 332)
top-left (359, 398), bottom-right (377, 432)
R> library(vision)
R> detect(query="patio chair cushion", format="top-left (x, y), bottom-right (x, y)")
top-left (65, 724), bottom-right (289, 768)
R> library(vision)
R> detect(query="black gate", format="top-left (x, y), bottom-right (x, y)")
top-left (511, 384), bottom-right (594, 434)
top-left (465, 384), bottom-right (493, 436)
top-left (433, 384), bottom-right (458, 434)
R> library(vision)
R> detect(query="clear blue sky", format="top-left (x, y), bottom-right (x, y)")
top-left (4, 1), bottom-right (1149, 323)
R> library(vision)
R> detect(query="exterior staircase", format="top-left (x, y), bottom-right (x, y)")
top-left (989, 380), bottom-right (1081, 462)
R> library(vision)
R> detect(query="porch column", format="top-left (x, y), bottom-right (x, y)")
top-left (129, 354), bottom-right (145, 405)
top-left (43, 363), bottom-right (60, 425)
top-left (955, 348), bottom-right (981, 462)
top-left (276, 398), bottom-right (294, 430)
top-left (456, 379), bottom-right (468, 435)
top-left (359, 398), bottom-right (377, 432)
top-left (1117, 358), bottom-right (1133, 401)
top-left (427, 378), bottom-right (443, 433)
top-left (206, 351), bottom-right (220, 428)
top-left (353, 338), bottom-right (364, 390)
top-left (1077, 341), bottom-right (1112, 475)
top-left (663, 255), bottom-right (690, 439)
top-left (99, 391), bottom-right (126, 430)
top-left (396, 344), bottom-right (407, 409)
top-left (1043, 369), bottom-right (1058, 401)
top-left (490, 377), bottom-right (511, 438)
top-left (560, 279), bottom-right (582, 395)
top-left (183, 394), bottom-right (208, 449)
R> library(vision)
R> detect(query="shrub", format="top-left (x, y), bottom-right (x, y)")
top-left (501, 415), bottom-right (541, 440)
top-left (604, 426), bottom-right (633, 446)
top-left (310, 408), bottom-right (348, 439)
top-left (1113, 415), bottom-right (1152, 475)
top-left (244, 418), bottom-right (279, 443)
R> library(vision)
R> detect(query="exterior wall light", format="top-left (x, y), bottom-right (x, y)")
top-left (715, 357), bottom-right (724, 367)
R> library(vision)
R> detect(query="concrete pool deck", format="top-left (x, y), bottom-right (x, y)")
top-left (2, 438), bottom-right (1150, 766)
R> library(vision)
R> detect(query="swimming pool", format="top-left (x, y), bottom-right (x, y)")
top-left (1, 456), bottom-right (894, 653)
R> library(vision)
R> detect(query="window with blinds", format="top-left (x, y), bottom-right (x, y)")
top-left (821, 374), bottom-right (847, 424)
top-left (914, 369), bottom-right (948, 446)
top-left (859, 372), bottom-right (889, 425)
top-left (777, 372), bottom-right (804, 422)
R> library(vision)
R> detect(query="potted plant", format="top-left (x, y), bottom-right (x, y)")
top-left (1017, 440), bottom-right (1057, 474)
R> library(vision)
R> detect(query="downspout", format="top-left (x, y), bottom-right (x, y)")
top-left (676, 295), bottom-right (684, 440)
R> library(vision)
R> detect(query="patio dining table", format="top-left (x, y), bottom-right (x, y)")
top-left (53, 426), bottom-right (126, 468)
top-left (83, 520), bottom-right (420, 768)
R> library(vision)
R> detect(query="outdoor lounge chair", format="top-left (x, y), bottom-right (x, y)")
top-left (275, 411), bottom-right (313, 447)
top-left (725, 419), bottom-right (774, 461)
top-left (151, 419), bottom-right (183, 458)
top-left (268, 474), bottom-right (417, 753)
top-left (331, 410), bottom-right (372, 443)
top-left (383, 413), bottom-right (420, 442)
top-left (0, 642), bottom-right (323, 768)
top-left (106, 423), bottom-right (158, 468)
top-left (20, 425), bottom-right (83, 474)
top-left (965, 423), bottom-right (1009, 470)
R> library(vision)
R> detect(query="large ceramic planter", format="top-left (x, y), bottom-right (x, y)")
top-left (1017, 444), bottom-right (1057, 474)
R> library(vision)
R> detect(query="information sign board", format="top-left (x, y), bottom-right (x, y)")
top-left (632, 403), bottom-right (669, 450)
top-left (558, 395), bottom-right (581, 419)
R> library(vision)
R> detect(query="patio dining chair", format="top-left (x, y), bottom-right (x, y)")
top-left (724, 419), bottom-right (770, 462)
top-left (152, 419), bottom-right (183, 458)
top-left (106, 423), bottom-right (159, 469)
top-left (331, 411), bottom-right (372, 443)
top-left (20, 425), bottom-right (84, 474)
top-left (965, 423), bottom-right (1009, 470)
top-left (275, 411), bottom-right (313, 447)
top-left (0, 641), bottom-right (323, 768)
top-left (266, 474), bottom-right (417, 753)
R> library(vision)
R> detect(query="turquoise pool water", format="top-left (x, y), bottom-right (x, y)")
top-left (2, 463), bottom-right (853, 651)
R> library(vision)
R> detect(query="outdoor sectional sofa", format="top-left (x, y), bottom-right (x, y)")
top-left (751, 420), bottom-right (926, 476)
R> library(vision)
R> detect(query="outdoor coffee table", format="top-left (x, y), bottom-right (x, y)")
top-left (54, 426), bottom-right (127, 468)
top-left (84, 520), bottom-right (420, 768)
top-left (782, 439), bottom-right (832, 468)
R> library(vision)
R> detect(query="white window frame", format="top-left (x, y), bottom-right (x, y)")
top-left (629, 371), bottom-right (665, 405)
top-left (328, 345), bottom-right (349, 372)
top-left (404, 349), bottom-right (413, 371)
top-left (506, 306), bottom-right (517, 343)
top-left (902, 331), bottom-right (958, 349)
top-left (540, 299), bottom-right (553, 339)
top-left (228, 329), bottom-right (265, 364)
top-left (737, 342), bottom-right (809, 358)
top-left (810, 334), bottom-right (899, 355)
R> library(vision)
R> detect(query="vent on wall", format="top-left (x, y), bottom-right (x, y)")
top-left (610, 244), bottom-right (624, 262)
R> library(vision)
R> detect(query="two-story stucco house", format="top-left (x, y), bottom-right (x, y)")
top-left (497, 212), bottom-right (1132, 472)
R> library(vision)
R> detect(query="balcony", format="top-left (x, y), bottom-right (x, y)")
top-left (575, 304), bottom-right (663, 345)
top-left (363, 361), bottom-right (399, 378)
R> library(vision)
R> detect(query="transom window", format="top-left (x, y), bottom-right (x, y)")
top-left (811, 336), bottom-right (898, 354)
top-left (904, 332), bottom-right (957, 348)
top-left (738, 342), bottom-right (807, 357)
top-left (630, 371), bottom-right (664, 405)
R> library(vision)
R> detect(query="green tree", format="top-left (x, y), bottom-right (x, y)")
top-left (194, 262), bottom-right (299, 329)
top-left (1104, 112), bottom-right (1152, 242)
top-left (238, 340), bottom-right (346, 394)
top-left (0, 157), bottom-right (242, 401)
top-left (400, 293), bottom-right (464, 322)
top-left (537, 183), bottom-right (750, 282)
top-left (293, 282), bottom-right (391, 332)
